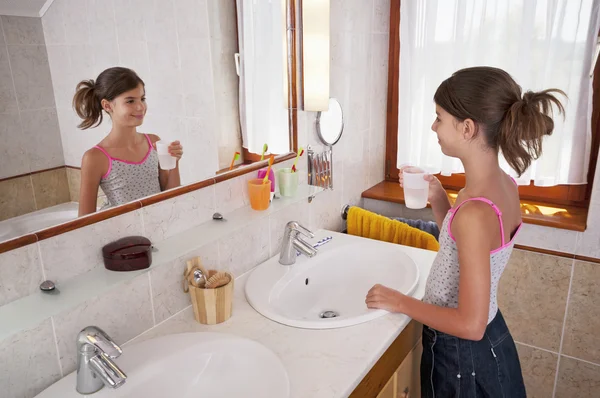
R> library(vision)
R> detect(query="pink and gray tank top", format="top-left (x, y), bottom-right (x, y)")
top-left (422, 179), bottom-right (522, 324)
top-left (94, 134), bottom-right (161, 208)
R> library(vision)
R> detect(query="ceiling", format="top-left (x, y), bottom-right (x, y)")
top-left (0, 0), bottom-right (54, 18)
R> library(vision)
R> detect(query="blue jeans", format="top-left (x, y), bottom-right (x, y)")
top-left (420, 310), bottom-right (526, 398)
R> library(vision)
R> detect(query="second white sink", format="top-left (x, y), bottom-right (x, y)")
top-left (246, 230), bottom-right (420, 329)
top-left (35, 332), bottom-right (289, 398)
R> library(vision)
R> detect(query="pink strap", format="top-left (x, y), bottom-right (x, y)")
top-left (510, 176), bottom-right (518, 186)
top-left (93, 145), bottom-right (113, 179)
top-left (448, 197), bottom-right (506, 246)
top-left (144, 134), bottom-right (153, 149)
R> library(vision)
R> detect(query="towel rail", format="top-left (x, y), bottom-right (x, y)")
top-left (341, 204), bottom-right (351, 220)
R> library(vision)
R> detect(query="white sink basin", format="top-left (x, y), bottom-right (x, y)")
top-left (36, 332), bottom-right (289, 398)
top-left (245, 230), bottom-right (419, 329)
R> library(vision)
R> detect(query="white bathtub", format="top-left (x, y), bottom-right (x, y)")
top-left (0, 202), bottom-right (79, 242)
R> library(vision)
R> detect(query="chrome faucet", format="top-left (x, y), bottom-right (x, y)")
top-left (76, 326), bottom-right (127, 394)
top-left (279, 221), bottom-right (317, 265)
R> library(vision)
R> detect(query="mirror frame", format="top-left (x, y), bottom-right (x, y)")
top-left (0, 0), bottom-right (301, 255)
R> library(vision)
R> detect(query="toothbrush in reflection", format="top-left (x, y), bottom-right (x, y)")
top-left (260, 144), bottom-right (268, 161)
top-left (229, 151), bottom-right (240, 170)
top-left (296, 236), bottom-right (332, 256)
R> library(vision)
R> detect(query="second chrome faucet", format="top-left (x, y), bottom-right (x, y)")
top-left (279, 221), bottom-right (317, 265)
top-left (76, 326), bottom-right (127, 394)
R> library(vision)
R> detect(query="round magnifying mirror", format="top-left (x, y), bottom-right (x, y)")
top-left (316, 98), bottom-right (344, 146)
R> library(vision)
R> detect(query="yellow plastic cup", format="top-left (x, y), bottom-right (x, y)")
top-left (247, 179), bottom-right (271, 210)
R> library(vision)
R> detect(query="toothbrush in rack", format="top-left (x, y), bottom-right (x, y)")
top-left (296, 236), bottom-right (333, 256)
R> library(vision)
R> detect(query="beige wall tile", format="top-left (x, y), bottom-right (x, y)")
top-left (498, 250), bottom-right (572, 351)
top-left (0, 44), bottom-right (18, 114)
top-left (343, 160), bottom-right (370, 209)
top-left (0, 243), bottom-right (43, 307)
top-left (31, 168), bottom-right (70, 211)
top-left (0, 319), bottom-right (61, 398)
top-left (175, 0), bottom-right (210, 40)
top-left (60, 0), bottom-right (91, 45)
top-left (7, 45), bottom-right (55, 111)
top-left (515, 343), bottom-right (558, 398)
top-left (87, 0), bottom-right (117, 46)
top-left (45, 44), bottom-right (72, 110)
top-left (41, 1), bottom-right (66, 45)
top-left (0, 112), bottom-right (28, 179)
top-left (20, 108), bottom-right (64, 171)
top-left (562, 261), bottom-right (600, 364)
top-left (0, 16), bottom-right (45, 45)
top-left (66, 167), bottom-right (81, 202)
top-left (0, 175), bottom-right (36, 221)
top-left (555, 356), bottom-right (600, 397)
top-left (185, 116), bottom-right (220, 180)
top-left (308, 185), bottom-right (344, 232)
top-left (142, 186), bottom-right (215, 243)
top-left (218, 218), bottom-right (270, 278)
top-left (142, 0), bottom-right (178, 44)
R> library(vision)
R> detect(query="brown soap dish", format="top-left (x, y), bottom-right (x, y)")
top-left (102, 236), bottom-right (152, 271)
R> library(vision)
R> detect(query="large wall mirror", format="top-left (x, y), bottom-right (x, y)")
top-left (0, 0), bottom-right (297, 245)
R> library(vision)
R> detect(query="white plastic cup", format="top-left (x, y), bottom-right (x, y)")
top-left (155, 140), bottom-right (177, 170)
top-left (403, 167), bottom-right (429, 209)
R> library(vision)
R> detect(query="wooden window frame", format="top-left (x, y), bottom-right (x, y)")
top-left (384, 0), bottom-right (600, 208)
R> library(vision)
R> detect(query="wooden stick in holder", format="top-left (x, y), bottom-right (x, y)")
top-left (185, 258), bottom-right (233, 325)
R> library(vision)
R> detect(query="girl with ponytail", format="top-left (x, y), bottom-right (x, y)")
top-left (73, 67), bottom-right (183, 216)
top-left (366, 66), bottom-right (565, 397)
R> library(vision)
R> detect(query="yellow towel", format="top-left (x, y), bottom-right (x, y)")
top-left (347, 207), bottom-right (439, 252)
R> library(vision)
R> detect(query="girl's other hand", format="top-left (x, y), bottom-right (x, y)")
top-left (168, 141), bottom-right (183, 161)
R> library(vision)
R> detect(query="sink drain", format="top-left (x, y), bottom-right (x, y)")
top-left (319, 310), bottom-right (339, 319)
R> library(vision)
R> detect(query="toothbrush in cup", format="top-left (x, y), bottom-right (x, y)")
top-left (291, 147), bottom-right (304, 173)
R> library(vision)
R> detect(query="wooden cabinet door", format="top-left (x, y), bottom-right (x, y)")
top-left (396, 339), bottom-right (423, 398)
top-left (377, 372), bottom-right (397, 398)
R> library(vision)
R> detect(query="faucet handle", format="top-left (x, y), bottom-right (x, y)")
top-left (77, 326), bottom-right (122, 359)
top-left (287, 221), bottom-right (314, 239)
top-left (89, 353), bottom-right (127, 388)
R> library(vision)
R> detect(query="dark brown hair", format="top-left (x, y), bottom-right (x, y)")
top-left (434, 66), bottom-right (565, 176)
top-left (73, 67), bottom-right (145, 130)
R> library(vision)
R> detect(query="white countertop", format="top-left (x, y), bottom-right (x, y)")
top-left (126, 244), bottom-right (436, 398)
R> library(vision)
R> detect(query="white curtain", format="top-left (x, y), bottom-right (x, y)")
top-left (397, 0), bottom-right (600, 186)
top-left (236, 0), bottom-right (289, 155)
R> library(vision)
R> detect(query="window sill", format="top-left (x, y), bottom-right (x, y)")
top-left (362, 181), bottom-right (588, 232)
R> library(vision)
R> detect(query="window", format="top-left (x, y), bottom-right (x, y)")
top-left (385, 0), bottom-right (600, 207)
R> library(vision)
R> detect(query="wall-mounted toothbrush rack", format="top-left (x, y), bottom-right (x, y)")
top-left (307, 145), bottom-right (333, 189)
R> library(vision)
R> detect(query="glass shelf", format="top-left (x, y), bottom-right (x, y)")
top-left (0, 185), bottom-right (324, 340)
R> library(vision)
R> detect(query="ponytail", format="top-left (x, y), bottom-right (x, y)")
top-left (498, 89), bottom-right (565, 176)
top-left (73, 80), bottom-right (103, 130)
